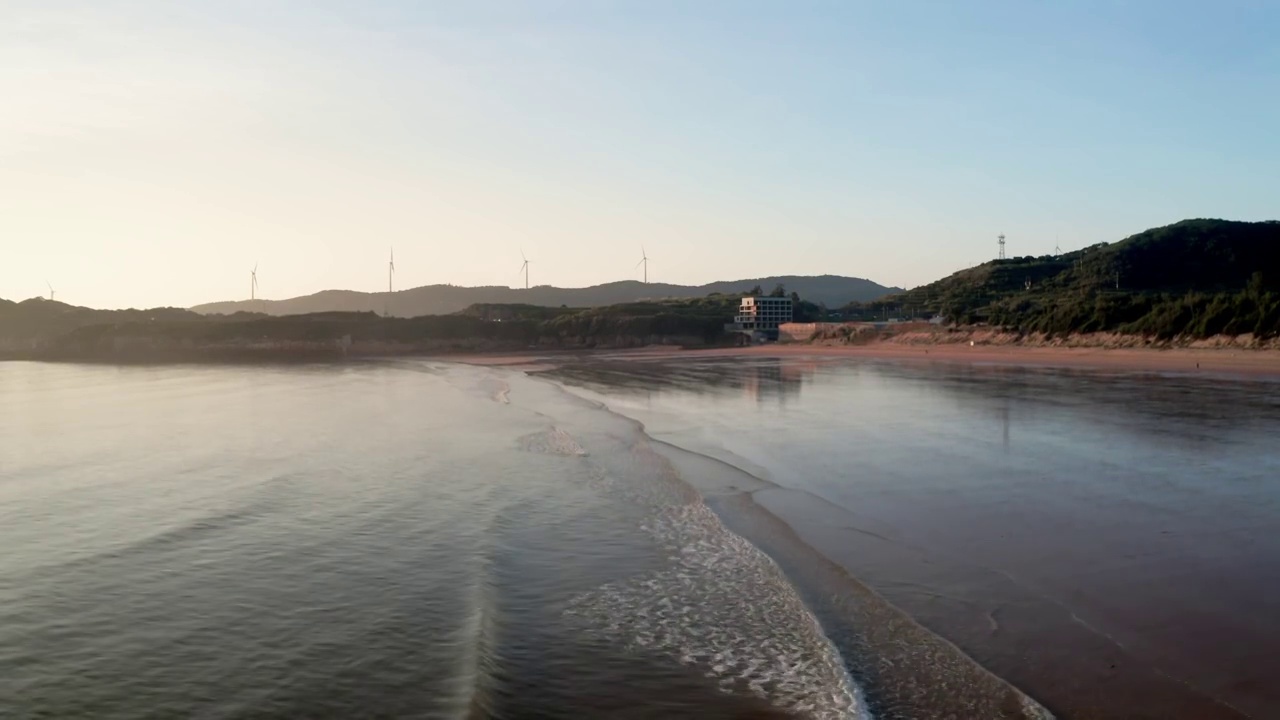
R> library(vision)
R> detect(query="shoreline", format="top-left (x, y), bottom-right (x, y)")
top-left (538, 357), bottom-right (1272, 718)
top-left (639, 431), bottom-right (1056, 720)
top-left (452, 341), bottom-right (1280, 378)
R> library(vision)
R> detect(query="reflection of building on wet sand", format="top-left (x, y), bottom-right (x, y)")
top-left (543, 358), bottom-right (820, 405)
top-left (740, 360), bottom-right (818, 402)
top-left (999, 401), bottom-right (1010, 452)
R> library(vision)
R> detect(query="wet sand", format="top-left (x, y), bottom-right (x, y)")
top-left (448, 344), bottom-right (1280, 718)
top-left (625, 343), bottom-right (1280, 378)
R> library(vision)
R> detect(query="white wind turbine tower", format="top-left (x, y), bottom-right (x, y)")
top-left (636, 246), bottom-right (649, 284)
top-left (518, 250), bottom-right (531, 290)
top-left (386, 247), bottom-right (395, 317)
top-left (250, 263), bottom-right (259, 301)
top-left (46, 281), bottom-right (56, 302)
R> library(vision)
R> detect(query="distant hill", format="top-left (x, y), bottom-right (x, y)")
top-left (189, 275), bottom-right (901, 317)
top-left (0, 298), bottom-right (214, 341)
top-left (848, 219), bottom-right (1280, 339)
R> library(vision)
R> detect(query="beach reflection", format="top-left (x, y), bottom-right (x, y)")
top-left (554, 357), bottom-right (1279, 452)
top-left (549, 358), bottom-right (813, 404)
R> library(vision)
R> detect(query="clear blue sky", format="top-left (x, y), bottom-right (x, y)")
top-left (3, 1), bottom-right (1277, 308)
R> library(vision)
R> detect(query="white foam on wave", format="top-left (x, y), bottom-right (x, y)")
top-left (517, 427), bottom-right (588, 457)
top-left (566, 499), bottom-right (866, 720)
top-left (471, 376), bottom-right (511, 404)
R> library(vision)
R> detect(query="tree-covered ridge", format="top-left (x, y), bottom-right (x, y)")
top-left (0, 295), bottom-right (754, 359)
top-left (841, 219), bottom-right (1280, 338)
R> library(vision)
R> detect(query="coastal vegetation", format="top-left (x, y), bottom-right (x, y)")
top-left (0, 296), bottom-right (748, 361)
top-left (836, 219), bottom-right (1280, 340)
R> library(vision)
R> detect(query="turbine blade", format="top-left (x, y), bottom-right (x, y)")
top-left (636, 258), bottom-right (645, 269)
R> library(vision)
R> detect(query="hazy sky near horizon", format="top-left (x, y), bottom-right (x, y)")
top-left (3, 1), bottom-right (1278, 309)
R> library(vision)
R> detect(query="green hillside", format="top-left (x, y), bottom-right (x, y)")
top-left (844, 219), bottom-right (1280, 339)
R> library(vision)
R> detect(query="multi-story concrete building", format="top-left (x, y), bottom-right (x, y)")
top-left (734, 296), bottom-right (793, 332)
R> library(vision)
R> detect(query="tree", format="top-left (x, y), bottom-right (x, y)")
top-left (746, 285), bottom-right (764, 296)
top-left (790, 290), bottom-right (801, 303)
top-left (769, 283), bottom-right (787, 298)
top-left (1248, 271), bottom-right (1265, 299)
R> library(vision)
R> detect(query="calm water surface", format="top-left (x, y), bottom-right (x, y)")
top-left (0, 361), bottom-right (862, 720)
top-left (2, 358), bottom-right (1276, 719)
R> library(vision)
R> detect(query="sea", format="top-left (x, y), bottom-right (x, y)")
top-left (1, 357), bottom-right (1277, 719)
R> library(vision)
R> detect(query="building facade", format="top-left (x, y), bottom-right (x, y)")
top-left (734, 296), bottom-right (793, 331)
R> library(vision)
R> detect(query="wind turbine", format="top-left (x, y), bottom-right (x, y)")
top-left (636, 246), bottom-right (649, 284)
top-left (385, 247), bottom-right (395, 317)
top-left (250, 263), bottom-right (259, 301)
top-left (518, 250), bottom-right (531, 290)
top-left (46, 281), bottom-right (55, 302)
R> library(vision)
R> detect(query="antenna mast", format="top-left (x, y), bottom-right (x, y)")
top-left (998, 233), bottom-right (1006, 260)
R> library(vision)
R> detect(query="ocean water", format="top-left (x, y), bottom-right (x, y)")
top-left (1, 361), bottom-right (872, 720)
top-left (2, 358), bottom-right (1274, 719)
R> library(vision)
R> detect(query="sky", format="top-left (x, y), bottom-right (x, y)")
top-left (3, 1), bottom-right (1278, 309)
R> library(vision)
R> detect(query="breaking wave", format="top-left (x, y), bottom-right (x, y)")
top-left (566, 499), bottom-right (864, 719)
top-left (517, 427), bottom-right (589, 456)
